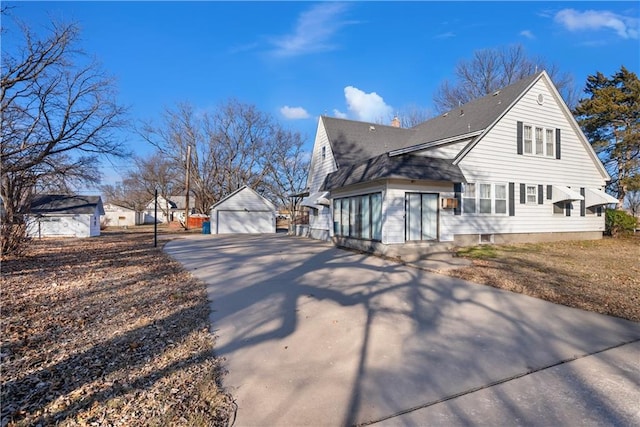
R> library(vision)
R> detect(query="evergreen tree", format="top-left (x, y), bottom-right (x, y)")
top-left (574, 66), bottom-right (640, 205)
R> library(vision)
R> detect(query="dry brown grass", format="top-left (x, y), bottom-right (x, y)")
top-left (1, 229), bottom-right (235, 426)
top-left (443, 236), bottom-right (640, 322)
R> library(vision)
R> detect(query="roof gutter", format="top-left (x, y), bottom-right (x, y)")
top-left (388, 130), bottom-right (484, 157)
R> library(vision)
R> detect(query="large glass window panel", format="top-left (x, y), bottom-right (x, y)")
top-left (407, 193), bottom-right (422, 241)
top-left (361, 195), bottom-right (371, 240)
top-left (341, 198), bottom-right (349, 236)
top-left (333, 199), bottom-right (340, 235)
top-left (371, 193), bottom-right (382, 241)
top-left (350, 198), bottom-right (357, 237)
top-left (421, 194), bottom-right (438, 240)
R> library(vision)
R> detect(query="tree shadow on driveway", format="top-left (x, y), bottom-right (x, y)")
top-left (165, 234), bottom-right (640, 426)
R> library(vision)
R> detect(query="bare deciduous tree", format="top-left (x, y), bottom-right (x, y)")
top-left (1, 17), bottom-right (127, 254)
top-left (433, 45), bottom-right (577, 112)
top-left (139, 99), bottom-right (308, 216)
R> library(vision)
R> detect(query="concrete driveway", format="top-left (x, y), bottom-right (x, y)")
top-left (165, 234), bottom-right (640, 426)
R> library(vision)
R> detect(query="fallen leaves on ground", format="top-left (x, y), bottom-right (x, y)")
top-left (1, 230), bottom-right (235, 426)
top-left (443, 236), bottom-right (640, 322)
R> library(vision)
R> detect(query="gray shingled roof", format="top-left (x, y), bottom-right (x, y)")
top-left (322, 117), bottom-right (413, 168)
top-left (322, 154), bottom-right (465, 190)
top-left (30, 195), bottom-right (105, 215)
top-left (408, 72), bottom-right (541, 146)
top-left (323, 72), bottom-right (542, 167)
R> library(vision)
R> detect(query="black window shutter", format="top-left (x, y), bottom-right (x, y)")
top-left (597, 206), bottom-right (602, 217)
top-left (509, 183), bottom-right (515, 216)
top-left (538, 185), bottom-right (544, 204)
top-left (580, 188), bottom-right (586, 216)
top-left (453, 183), bottom-right (462, 216)
top-left (555, 128), bottom-right (561, 159)
top-left (520, 183), bottom-right (526, 204)
top-left (546, 185), bottom-right (553, 200)
top-left (517, 121), bottom-right (523, 155)
top-left (566, 202), bottom-right (571, 217)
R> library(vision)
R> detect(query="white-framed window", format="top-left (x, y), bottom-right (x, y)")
top-left (546, 129), bottom-right (554, 157)
top-left (479, 184), bottom-right (492, 214)
top-left (495, 184), bottom-right (507, 214)
top-left (463, 182), bottom-right (508, 215)
top-left (524, 125), bottom-right (533, 154)
top-left (463, 183), bottom-right (476, 214)
top-left (526, 185), bottom-right (537, 204)
top-left (523, 123), bottom-right (555, 157)
top-left (535, 127), bottom-right (544, 155)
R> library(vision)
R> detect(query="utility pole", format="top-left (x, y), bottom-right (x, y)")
top-left (184, 144), bottom-right (191, 231)
top-left (154, 188), bottom-right (158, 247)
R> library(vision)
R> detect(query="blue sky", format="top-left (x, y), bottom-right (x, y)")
top-left (4, 1), bottom-right (639, 191)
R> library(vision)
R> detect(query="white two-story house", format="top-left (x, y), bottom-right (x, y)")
top-left (301, 71), bottom-right (617, 260)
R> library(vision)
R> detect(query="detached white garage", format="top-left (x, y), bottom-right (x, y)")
top-left (210, 186), bottom-right (276, 234)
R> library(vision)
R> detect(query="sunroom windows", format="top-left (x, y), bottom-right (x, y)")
top-left (462, 183), bottom-right (508, 215)
top-left (333, 192), bottom-right (382, 241)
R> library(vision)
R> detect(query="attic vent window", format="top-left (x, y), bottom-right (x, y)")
top-left (369, 125), bottom-right (376, 132)
top-left (537, 94), bottom-right (545, 105)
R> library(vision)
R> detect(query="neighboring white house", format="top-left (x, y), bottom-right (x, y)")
top-left (210, 186), bottom-right (276, 234)
top-left (143, 195), bottom-right (197, 224)
top-left (26, 195), bottom-right (105, 238)
top-left (302, 71), bottom-right (618, 260)
top-left (102, 203), bottom-right (144, 227)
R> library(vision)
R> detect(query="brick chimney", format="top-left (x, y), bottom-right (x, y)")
top-left (390, 116), bottom-right (401, 128)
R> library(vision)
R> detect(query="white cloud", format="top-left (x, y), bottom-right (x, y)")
top-left (280, 106), bottom-right (310, 119)
top-left (434, 31), bottom-right (455, 39)
top-left (343, 86), bottom-right (393, 123)
top-left (519, 30), bottom-right (535, 39)
top-left (554, 9), bottom-right (639, 39)
top-left (270, 3), bottom-right (356, 57)
top-left (333, 109), bottom-right (348, 119)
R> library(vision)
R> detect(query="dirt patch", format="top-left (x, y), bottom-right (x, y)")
top-left (1, 230), bottom-right (235, 426)
top-left (442, 236), bottom-right (640, 322)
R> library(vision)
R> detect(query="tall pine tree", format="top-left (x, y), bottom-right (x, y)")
top-left (574, 66), bottom-right (640, 206)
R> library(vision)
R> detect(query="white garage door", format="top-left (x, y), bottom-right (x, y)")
top-left (216, 210), bottom-right (274, 234)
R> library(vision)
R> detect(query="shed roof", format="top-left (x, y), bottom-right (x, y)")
top-left (30, 195), bottom-right (105, 215)
top-left (210, 186), bottom-right (276, 211)
top-left (322, 154), bottom-right (465, 190)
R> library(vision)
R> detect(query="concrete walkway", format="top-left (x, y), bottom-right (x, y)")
top-left (165, 234), bottom-right (640, 426)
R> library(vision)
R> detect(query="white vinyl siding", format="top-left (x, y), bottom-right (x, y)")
top-left (412, 139), bottom-right (471, 159)
top-left (307, 118), bottom-right (338, 193)
top-left (455, 76), bottom-right (607, 236)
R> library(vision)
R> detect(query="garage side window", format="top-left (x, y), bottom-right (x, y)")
top-left (333, 192), bottom-right (382, 241)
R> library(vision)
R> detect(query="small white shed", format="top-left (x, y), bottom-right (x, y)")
top-left (102, 203), bottom-right (143, 227)
top-left (210, 186), bottom-right (276, 234)
top-left (25, 194), bottom-right (105, 238)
